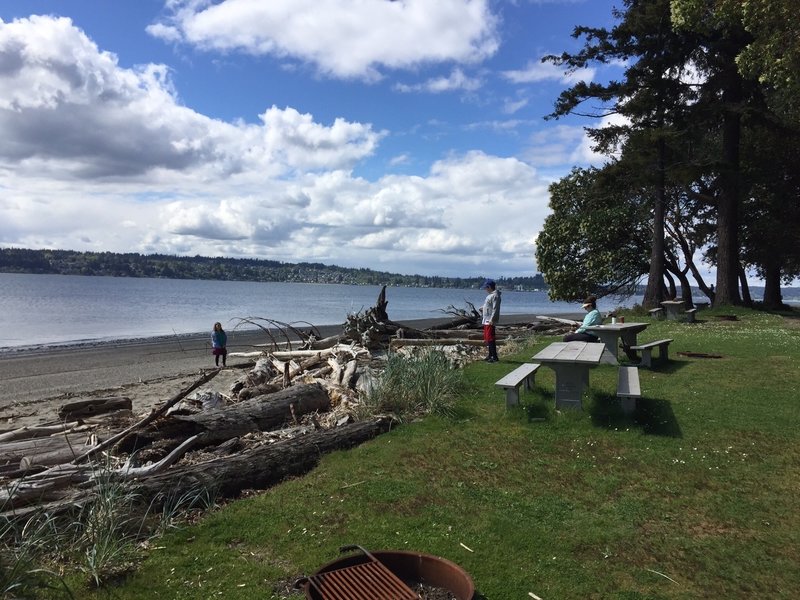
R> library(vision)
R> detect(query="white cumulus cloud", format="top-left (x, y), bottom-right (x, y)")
top-left (147, 0), bottom-right (500, 81)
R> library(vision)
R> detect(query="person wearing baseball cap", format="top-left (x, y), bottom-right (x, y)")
top-left (480, 278), bottom-right (501, 362)
top-left (563, 295), bottom-right (602, 342)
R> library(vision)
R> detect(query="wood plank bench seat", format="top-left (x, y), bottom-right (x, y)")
top-left (648, 307), bottom-right (664, 319)
top-left (495, 363), bottom-right (540, 407)
top-left (629, 338), bottom-right (673, 367)
top-left (685, 308), bottom-right (697, 323)
top-left (617, 366), bottom-right (641, 414)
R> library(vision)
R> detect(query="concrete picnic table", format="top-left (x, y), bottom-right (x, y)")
top-left (584, 322), bottom-right (650, 364)
top-left (660, 300), bottom-right (685, 320)
top-left (531, 341), bottom-right (605, 410)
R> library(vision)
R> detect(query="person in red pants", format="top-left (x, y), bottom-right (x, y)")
top-left (480, 279), bottom-right (501, 362)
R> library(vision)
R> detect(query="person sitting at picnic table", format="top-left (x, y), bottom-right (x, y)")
top-left (563, 295), bottom-right (603, 343)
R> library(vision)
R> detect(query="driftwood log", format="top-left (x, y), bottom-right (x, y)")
top-left (121, 383), bottom-right (330, 452)
top-left (389, 338), bottom-right (500, 349)
top-left (126, 416), bottom-right (395, 508)
top-left (70, 368), bottom-right (220, 464)
top-left (1, 433), bottom-right (97, 473)
top-left (57, 397), bottom-right (132, 420)
top-left (0, 417), bottom-right (394, 516)
top-left (343, 285), bottom-right (430, 346)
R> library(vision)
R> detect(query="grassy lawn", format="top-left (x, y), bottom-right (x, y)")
top-left (46, 307), bottom-right (800, 598)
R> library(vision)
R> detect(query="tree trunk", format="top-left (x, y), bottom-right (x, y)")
top-left (643, 136), bottom-right (667, 309)
top-left (738, 266), bottom-right (753, 307)
top-left (762, 261), bottom-right (784, 309)
top-left (714, 76), bottom-right (743, 307)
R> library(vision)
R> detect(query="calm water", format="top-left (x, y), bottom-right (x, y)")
top-left (0, 273), bottom-right (644, 350)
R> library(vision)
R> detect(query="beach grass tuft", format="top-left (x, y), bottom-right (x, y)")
top-left (359, 348), bottom-right (465, 420)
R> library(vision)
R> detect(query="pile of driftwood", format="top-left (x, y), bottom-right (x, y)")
top-left (0, 287), bottom-right (571, 520)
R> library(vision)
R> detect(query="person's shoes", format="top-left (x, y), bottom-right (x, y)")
top-left (485, 356), bottom-right (498, 363)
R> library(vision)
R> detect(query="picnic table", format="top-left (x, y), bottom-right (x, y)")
top-left (660, 300), bottom-right (685, 321)
top-left (531, 341), bottom-right (604, 410)
top-left (584, 322), bottom-right (649, 364)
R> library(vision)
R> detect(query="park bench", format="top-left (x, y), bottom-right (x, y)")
top-left (629, 338), bottom-right (673, 367)
top-left (495, 363), bottom-right (540, 407)
top-left (648, 307), bottom-right (664, 319)
top-left (617, 366), bottom-right (641, 414)
top-left (685, 308), bottom-right (697, 323)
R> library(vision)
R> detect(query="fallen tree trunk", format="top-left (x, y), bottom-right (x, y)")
top-left (57, 397), bottom-right (132, 420)
top-left (127, 416), bottom-right (395, 507)
top-left (535, 315), bottom-right (580, 326)
top-left (0, 423), bottom-right (81, 444)
top-left (388, 338), bottom-right (501, 348)
top-left (1, 417), bottom-right (395, 517)
top-left (1, 434), bottom-right (96, 467)
top-left (71, 368), bottom-right (220, 464)
top-left (126, 383), bottom-right (330, 450)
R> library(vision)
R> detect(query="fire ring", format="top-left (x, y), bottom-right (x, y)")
top-left (296, 545), bottom-right (475, 599)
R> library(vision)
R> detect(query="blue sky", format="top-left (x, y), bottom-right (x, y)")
top-left (0, 0), bottom-right (624, 279)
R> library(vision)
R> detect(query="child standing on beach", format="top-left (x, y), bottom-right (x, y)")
top-left (211, 322), bottom-right (227, 367)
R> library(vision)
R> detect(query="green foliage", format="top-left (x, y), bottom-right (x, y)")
top-left (535, 167), bottom-right (650, 301)
top-left (360, 349), bottom-right (465, 420)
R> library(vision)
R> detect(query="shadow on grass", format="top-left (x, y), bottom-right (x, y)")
top-left (617, 358), bottom-right (689, 375)
top-left (589, 393), bottom-right (683, 438)
top-left (524, 401), bottom-right (551, 423)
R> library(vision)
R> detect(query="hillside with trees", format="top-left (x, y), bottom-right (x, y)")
top-left (0, 247), bottom-right (547, 291)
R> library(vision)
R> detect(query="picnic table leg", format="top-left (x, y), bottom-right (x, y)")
top-left (551, 364), bottom-right (588, 410)
top-left (592, 332), bottom-right (619, 364)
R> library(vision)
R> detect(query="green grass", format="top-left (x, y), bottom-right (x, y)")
top-left (31, 306), bottom-right (800, 598)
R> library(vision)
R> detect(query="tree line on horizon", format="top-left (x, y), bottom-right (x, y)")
top-left (535, 0), bottom-right (799, 310)
top-left (0, 247), bottom-right (547, 291)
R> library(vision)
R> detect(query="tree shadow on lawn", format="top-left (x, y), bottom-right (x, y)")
top-left (589, 393), bottom-right (683, 438)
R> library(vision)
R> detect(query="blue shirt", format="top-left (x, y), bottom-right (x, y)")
top-left (576, 309), bottom-right (603, 333)
top-left (211, 330), bottom-right (227, 348)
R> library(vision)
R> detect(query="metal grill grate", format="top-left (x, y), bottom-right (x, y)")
top-left (298, 545), bottom-right (419, 600)
top-left (305, 560), bottom-right (418, 600)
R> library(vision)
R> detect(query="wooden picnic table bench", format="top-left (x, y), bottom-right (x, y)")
top-left (617, 366), bottom-right (641, 414)
top-left (648, 307), bottom-right (664, 319)
top-left (629, 338), bottom-right (673, 367)
top-left (495, 363), bottom-right (540, 407)
top-left (685, 308), bottom-right (697, 322)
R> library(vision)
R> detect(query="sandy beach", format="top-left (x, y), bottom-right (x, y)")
top-left (0, 314), bottom-right (562, 431)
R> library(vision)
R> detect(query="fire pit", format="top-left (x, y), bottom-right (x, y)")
top-left (296, 545), bottom-right (475, 600)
